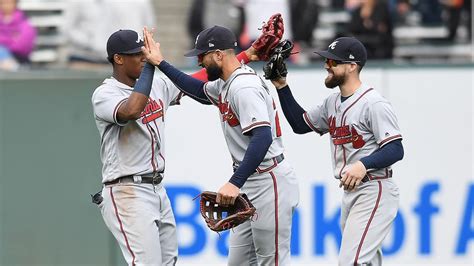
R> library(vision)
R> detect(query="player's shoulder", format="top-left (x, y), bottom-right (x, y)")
top-left (92, 78), bottom-right (129, 100)
top-left (360, 87), bottom-right (389, 104)
top-left (229, 65), bottom-right (262, 91)
top-left (92, 78), bottom-right (114, 98)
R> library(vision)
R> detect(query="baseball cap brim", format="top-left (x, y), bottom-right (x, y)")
top-left (314, 50), bottom-right (345, 61)
top-left (184, 48), bottom-right (207, 57)
top-left (120, 46), bottom-right (143, 54)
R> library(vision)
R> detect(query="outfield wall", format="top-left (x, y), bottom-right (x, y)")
top-left (0, 65), bottom-right (472, 265)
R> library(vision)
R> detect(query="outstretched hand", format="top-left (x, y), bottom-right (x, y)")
top-left (141, 27), bottom-right (164, 66)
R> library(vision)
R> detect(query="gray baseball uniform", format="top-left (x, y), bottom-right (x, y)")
top-left (92, 76), bottom-right (183, 265)
top-left (204, 64), bottom-right (299, 266)
top-left (304, 86), bottom-right (401, 265)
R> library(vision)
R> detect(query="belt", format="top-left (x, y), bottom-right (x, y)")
top-left (361, 169), bottom-right (392, 183)
top-left (233, 154), bottom-right (285, 174)
top-left (104, 172), bottom-right (163, 186)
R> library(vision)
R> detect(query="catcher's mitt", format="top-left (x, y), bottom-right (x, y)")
top-left (198, 191), bottom-right (256, 232)
top-left (251, 13), bottom-right (285, 61)
top-left (263, 39), bottom-right (294, 80)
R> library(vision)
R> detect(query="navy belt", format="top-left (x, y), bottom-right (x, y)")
top-left (361, 169), bottom-right (392, 183)
top-left (104, 172), bottom-right (163, 186)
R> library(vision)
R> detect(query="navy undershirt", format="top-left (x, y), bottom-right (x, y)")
top-left (133, 63), bottom-right (155, 96)
top-left (276, 84), bottom-right (404, 169)
top-left (157, 60), bottom-right (273, 187)
top-left (230, 126), bottom-right (273, 188)
top-left (158, 60), bottom-right (211, 104)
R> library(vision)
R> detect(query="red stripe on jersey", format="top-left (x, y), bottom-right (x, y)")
top-left (241, 121), bottom-right (271, 134)
top-left (341, 88), bottom-right (374, 126)
top-left (270, 171), bottom-right (279, 266)
top-left (338, 145), bottom-right (347, 179)
top-left (275, 111), bottom-right (282, 137)
top-left (110, 187), bottom-right (136, 265)
top-left (379, 134), bottom-right (402, 147)
top-left (303, 112), bottom-right (323, 135)
top-left (203, 84), bottom-right (219, 106)
top-left (353, 181), bottom-right (382, 265)
top-left (113, 98), bottom-right (127, 124)
top-left (145, 124), bottom-right (157, 172)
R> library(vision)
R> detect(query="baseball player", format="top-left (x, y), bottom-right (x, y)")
top-left (269, 37), bottom-right (404, 265)
top-left (91, 28), bottom-right (266, 265)
top-left (141, 26), bottom-right (299, 266)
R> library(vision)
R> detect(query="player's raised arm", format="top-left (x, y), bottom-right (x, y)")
top-left (104, 30), bottom-right (155, 122)
top-left (264, 41), bottom-right (312, 134)
top-left (142, 27), bottom-right (211, 104)
top-left (190, 12), bottom-right (285, 81)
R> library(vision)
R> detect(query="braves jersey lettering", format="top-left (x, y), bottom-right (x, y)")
top-left (329, 116), bottom-right (365, 148)
top-left (141, 98), bottom-right (164, 124)
top-left (218, 95), bottom-right (240, 127)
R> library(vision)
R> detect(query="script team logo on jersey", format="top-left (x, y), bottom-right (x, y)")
top-left (328, 116), bottom-right (365, 149)
top-left (218, 95), bottom-right (239, 127)
top-left (140, 98), bottom-right (164, 124)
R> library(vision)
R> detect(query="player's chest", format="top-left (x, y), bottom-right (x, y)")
top-left (327, 101), bottom-right (367, 149)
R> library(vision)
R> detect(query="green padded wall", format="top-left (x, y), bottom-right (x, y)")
top-left (0, 72), bottom-right (122, 265)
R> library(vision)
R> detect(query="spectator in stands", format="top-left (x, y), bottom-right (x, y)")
top-left (444, 0), bottom-right (471, 41)
top-left (417, 0), bottom-right (443, 25)
top-left (289, 0), bottom-right (319, 49)
top-left (0, 0), bottom-right (37, 70)
top-left (289, 0), bottom-right (319, 64)
top-left (187, 0), bottom-right (245, 51)
top-left (347, 0), bottom-right (394, 59)
top-left (391, 0), bottom-right (411, 25)
top-left (64, 0), bottom-right (156, 65)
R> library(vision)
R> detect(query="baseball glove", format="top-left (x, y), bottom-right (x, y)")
top-left (198, 191), bottom-right (256, 232)
top-left (251, 13), bottom-right (285, 61)
top-left (263, 39), bottom-right (294, 80)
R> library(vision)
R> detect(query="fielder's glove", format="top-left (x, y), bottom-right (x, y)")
top-left (198, 191), bottom-right (256, 232)
top-left (251, 13), bottom-right (285, 61)
top-left (263, 39), bottom-right (294, 80)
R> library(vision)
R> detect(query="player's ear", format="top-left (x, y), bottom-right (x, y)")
top-left (113, 54), bottom-right (124, 65)
top-left (349, 62), bottom-right (359, 73)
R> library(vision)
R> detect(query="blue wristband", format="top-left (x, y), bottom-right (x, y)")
top-left (133, 63), bottom-right (155, 96)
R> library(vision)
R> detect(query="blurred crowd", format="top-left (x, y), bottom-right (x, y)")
top-left (0, 0), bottom-right (472, 71)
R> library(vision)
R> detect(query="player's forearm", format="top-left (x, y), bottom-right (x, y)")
top-left (158, 60), bottom-right (211, 105)
top-left (276, 85), bottom-right (312, 134)
top-left (229, 126), bottom-right (273, 188)
top-left (360, 139), bottom-right (404, 169)
top-left (117, 63), bottom-right (154, 121)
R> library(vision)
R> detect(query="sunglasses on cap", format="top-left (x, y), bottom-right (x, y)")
top-left (325, 58), bottom-right (360, 68)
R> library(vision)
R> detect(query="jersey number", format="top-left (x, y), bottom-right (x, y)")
top-left (273, 100), bottom-right (282, 137)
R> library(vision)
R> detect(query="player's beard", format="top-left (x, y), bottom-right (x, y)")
top-left (325, 71), bottom-right (346, 89)
top-left (206, 62), bottom-right (223, 81)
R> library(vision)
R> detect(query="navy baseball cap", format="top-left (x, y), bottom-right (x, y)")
top-left (185, 25), bottom-right (238, 57)
top-left (315, 37), bottom-right (367, 66)
top-left (106, 29), bottom-right (144, 59)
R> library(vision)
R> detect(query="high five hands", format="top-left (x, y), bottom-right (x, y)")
top-left (141, 27), bottom-right (164, 66)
